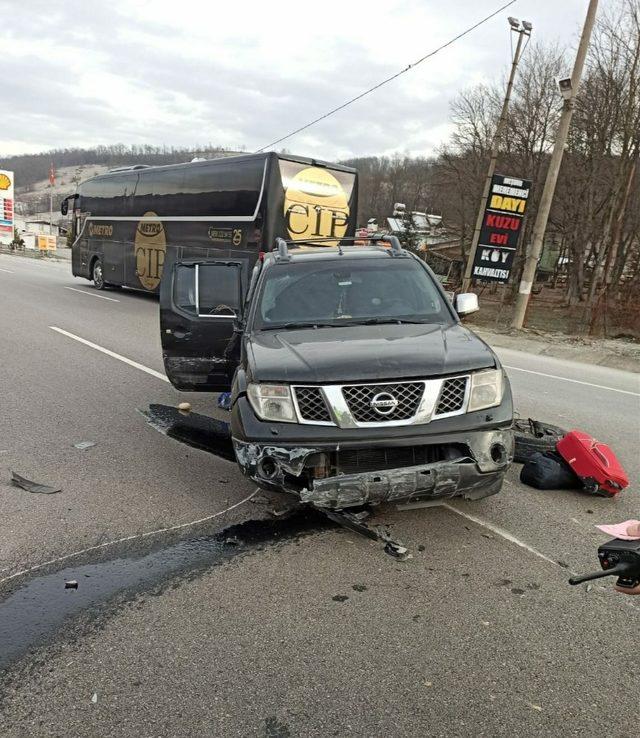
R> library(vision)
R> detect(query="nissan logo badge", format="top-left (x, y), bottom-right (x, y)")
top-left (370, 392), bottom-right (398, 416)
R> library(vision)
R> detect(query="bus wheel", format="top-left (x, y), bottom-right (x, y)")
top-left (92, 259), bottom-right (106, 290)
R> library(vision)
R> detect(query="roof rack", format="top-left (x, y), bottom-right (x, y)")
top-left (107, 165), bottom-right (152, 173)
top-left (272, 234), bottom-right (405, 258)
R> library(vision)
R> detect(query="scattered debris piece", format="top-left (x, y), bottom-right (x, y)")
top-left (264, 716), bottom-right (291, 738)
top-left (352, 584), bottom-right (367, 592)
top-left (332, 595), bottom-right (349, 603)
top-left (481, 533), bottom-right (493, 540)
top-left (10, 471), bottom-right (61, 495)
top-left (322, 507), bottom-right (411, 560)
top-left (511, 588), bottom-right (526, 595)
top-left (73, 441), bottom-right (96, 451)
top-left (527, 703), bottom-right (543, 712)
top-left (91, 692), bottom-right (98, 704)
top-left (424, 681), bottom-right (433, 688)
top-left (177, 402), bottom-right (192, 414)
top-left (65, 580), bottom-right (78, 589)
top-left (140, 404), bottom-right (235, 461)
top-left (217, 392), bottom-right (232, 411)
top-left (417, 544), bottom-right (426, 552)
top-left (412, 615), bottom-right (421, 621)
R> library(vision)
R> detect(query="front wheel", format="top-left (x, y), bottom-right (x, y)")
top-left (92, 259), bottom-right (106, 290)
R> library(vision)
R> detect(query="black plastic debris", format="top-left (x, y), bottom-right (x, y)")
top-left (10, 471), bottom-right (62, 495)
top-left (140, 404), bottom-right (235, 461)
top-left (322, 507), bottom-right (411, 560)
top-left (64, 580), bottom-right (78, 590)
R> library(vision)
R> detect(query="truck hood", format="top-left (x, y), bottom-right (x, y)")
top-left (247, 323), bottom-right (497, 384)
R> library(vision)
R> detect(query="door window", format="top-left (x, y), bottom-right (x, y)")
top-left (173, 263), bottom-right (240, 318)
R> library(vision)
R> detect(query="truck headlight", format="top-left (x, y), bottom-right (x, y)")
top-left (247, 383), bottom-right (297, 423)
top-left (468, 369), bottom-right (504, 412)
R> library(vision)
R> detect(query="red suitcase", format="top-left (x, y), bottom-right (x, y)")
top-left (556, 430), bottom-right (629, 497)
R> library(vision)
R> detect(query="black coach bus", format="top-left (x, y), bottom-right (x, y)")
top-left (62, 152), bottom-right (358, 292)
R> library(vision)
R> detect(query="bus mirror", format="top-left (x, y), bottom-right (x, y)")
top-left (60, 198), bottom-right (69, 216)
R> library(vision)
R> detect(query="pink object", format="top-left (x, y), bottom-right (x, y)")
top-left (596, 520), bottom-right (640, 540)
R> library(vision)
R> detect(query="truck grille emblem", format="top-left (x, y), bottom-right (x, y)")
top-left (370, 392), bottom-right (399, 416)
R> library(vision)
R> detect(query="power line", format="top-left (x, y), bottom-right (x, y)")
top-left (256, 0), bottom-right (519, 152)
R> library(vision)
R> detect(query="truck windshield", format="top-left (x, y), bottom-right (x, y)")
top-left (253, 258), bottom-right (454, 330)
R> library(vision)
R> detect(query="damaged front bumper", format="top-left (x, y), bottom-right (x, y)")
top-left (232, 427), bottom-right (513, 510)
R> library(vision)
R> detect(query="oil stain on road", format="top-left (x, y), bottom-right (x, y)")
top-left (0, 509), bottom-right (331, 672)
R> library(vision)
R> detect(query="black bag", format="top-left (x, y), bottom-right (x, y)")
top-left (520, 451), bottom-right (582, 490)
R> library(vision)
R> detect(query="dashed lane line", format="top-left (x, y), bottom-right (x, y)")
top-left (503, 364), bottom-right (639, 396)
top-left (50, 326), bottom-right (169, 382)
top-left (63, 286), bottom-right (120, 302)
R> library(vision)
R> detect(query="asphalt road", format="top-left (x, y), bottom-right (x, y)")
top-left (0, 252), bottom-right (639, 738)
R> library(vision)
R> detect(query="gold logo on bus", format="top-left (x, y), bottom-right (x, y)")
top-left (89, 223), bottom-right (113, 237)
top-left (283, 167), bottom-right (349, 245)
top-left (135, 211), bottom-right (166, 290)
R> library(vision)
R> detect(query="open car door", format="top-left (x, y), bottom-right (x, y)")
top-left (160, 257), bottom-right (244, 392)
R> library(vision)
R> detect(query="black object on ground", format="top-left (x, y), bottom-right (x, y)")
top-left (9, 471), bottom-right (62, 495)
top-left (519, 451), bottom-right (582, 490)
top-left (322, 507), bottom-right (410, 560)
top-left (0, 508), bottom-right (331, 671)
top-left (513, 418), bottom-right (567, 464)
top-left (140, 404), bottom-right (235, 461)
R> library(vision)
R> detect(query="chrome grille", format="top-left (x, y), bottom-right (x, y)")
top-left (435, 377), bottom-right (468, 416)
top-left (295, 387), bottom-right (332, 422)
top-left (342, 382), bottom-right (424, 423)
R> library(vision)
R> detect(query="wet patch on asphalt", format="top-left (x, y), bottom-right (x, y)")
top-left (0, 508), bottom-right (332, 672)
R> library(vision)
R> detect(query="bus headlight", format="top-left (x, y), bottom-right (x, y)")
top-left (468, 369), bottom-right (504, 412)
top-left (247, 384), bottom-right (297, 423)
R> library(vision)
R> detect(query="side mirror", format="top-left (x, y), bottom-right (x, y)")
top-left (60, 198), bottom-right (69, 216)
top-left (455, 292), bottom-right (479, 316)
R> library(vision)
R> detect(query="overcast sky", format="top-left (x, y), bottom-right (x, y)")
top-left (2, 0), bottom-right (590, 160)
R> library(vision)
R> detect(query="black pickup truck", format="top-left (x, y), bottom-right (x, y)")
top-left (159, 236), bottom-right (514, 510)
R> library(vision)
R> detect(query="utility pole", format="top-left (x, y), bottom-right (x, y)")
top-left (461, 17), bottom-right (531, 293)
top-left (511, 0), bottom-right (599, 329)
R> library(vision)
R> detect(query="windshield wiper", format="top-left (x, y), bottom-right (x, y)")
top-left (349, 317), bottom-right (430, 326)
top-left (259, 321), bottom-right (338, 331)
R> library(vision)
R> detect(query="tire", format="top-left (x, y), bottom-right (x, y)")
top-left (513, 419), bottom-right (567, 464)
top-left (92, 259), bottom-right (106, 290)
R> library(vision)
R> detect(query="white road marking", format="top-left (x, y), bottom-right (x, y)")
top-left (503, 364), bottom-right (640, 397)
top-left (442, 503), bottom-right (575, 573)
top-left (0, 267), bottom-right (14, 273)
top-left (0, 489), bottom-right (260, 585)
top-left (50, 326), bottom-right (169, 383)
top-left (64, 286), bottom-right (119, 302)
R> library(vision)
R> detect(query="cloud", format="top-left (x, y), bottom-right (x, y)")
top-left (1, 0), bottom-right (588, 159)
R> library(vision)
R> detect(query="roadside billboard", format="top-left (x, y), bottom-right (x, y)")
top-left (0, 169), bottom-right (14, 245)
top-left (471, 174), bottom-right (532, 283)
top-left (37, 234), bottom-right (57, 251)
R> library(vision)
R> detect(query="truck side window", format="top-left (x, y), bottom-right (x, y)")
top-left (173, 263), bottom-right (240, 318)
